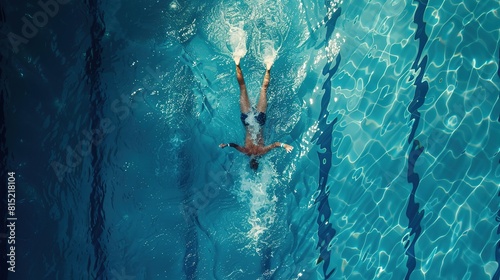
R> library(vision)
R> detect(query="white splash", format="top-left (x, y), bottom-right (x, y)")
top-left (238, 160), bottom-right (278, 253)
top-left (261, 39), bottom-right (278, 69)
top-left (326, 32), bottom-right (345, 63)
top-left (229, 23), bottom-right (248, 63)
top-left (242, 111), bottom-right (261, 143)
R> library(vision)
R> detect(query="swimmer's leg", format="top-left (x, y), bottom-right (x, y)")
top-left (255, 69), bottom-right (270, 145)
top-left (256, 69), bottom-right (270, 113)
top-left (237, 64), bottom-right (251, 113)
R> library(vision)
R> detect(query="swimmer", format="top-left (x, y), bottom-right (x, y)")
top-left (219, 58), bottom-right (293, 171)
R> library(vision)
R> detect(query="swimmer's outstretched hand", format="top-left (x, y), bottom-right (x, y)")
top-left (219, 143), bottom-right (228, 148)
top-left (282, 143), bottom-right (293, 153)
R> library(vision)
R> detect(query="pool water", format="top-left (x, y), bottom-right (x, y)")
top-left (1, 0), bottom-right (499, 279)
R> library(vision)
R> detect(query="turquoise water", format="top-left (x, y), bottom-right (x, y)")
top-left (1, 0), bottom-right (499, 279)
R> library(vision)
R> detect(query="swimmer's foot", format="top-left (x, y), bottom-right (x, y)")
top-left (234, 56), bottom-right (241, 66)
top-left (262, 40), bottom-right (277, 70)
top-left (265, 61), bottom-right (272, 70)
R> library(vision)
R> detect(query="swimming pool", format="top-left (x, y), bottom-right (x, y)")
top-left (1, 0), bottom-right (499, 279)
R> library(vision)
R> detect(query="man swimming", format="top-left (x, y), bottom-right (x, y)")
top-left (219, 58), bottom-right (293, 171)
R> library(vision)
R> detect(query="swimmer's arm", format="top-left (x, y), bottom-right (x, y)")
top-left (219, 143), bottom-right (246, 153)
top-left (263, 142), bottom-right (294, 154)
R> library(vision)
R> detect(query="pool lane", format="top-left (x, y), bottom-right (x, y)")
top-left (312, 5), bottom-right (342, 279)
top-left (85, 0), bottom-right (109, 278)
top-left (403, 0), bottom-right (430, 279)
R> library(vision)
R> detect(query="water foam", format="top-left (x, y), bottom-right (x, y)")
top-left (242, 111), bottom-right (262, 143)
top-left (206, 0), bottom-right (290, 66)
top-left (229, 24), bottom-right (248, 62)
top-left (237, 159), bottom-right (279, 253)
top-left (261, 40), bottom-right (278, 69)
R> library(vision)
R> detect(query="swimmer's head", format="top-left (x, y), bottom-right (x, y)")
top-left (249, 158), bottom-right (259, 171)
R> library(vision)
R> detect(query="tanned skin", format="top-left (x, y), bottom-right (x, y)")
top-left (219, 59), bottom-right (293, 158)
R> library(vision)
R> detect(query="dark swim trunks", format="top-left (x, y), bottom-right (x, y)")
top-left (241, 112), bottom-right (266, 127)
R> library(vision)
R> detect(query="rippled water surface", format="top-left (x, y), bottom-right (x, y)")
top-left (1, 0), bottom-right (499, 279)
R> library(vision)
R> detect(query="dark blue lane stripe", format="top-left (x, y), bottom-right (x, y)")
top-left (312, 56), bottom-right (340, 280)
top-left (180, 148), bottom-right (199, 280)
top-left (311, 6), bottom-right (342, 278)
top-left (261, 247), bottom-right (272, 277)
top-left (404, 0), bottom-right (429, 279)
top-left (408, 0), bottom-right (429, 144)
top-left (404, 140), bottom-right (425, 280)
top-left (85, 0), bottom-right (107, 278)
